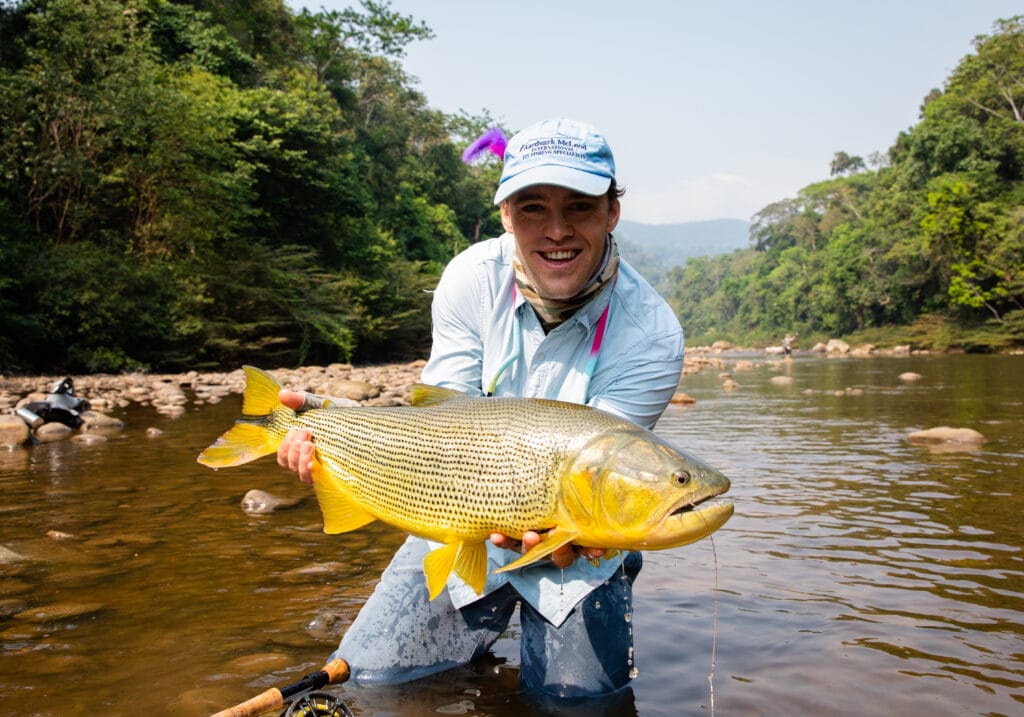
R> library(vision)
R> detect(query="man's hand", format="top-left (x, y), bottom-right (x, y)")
top-left (277, 389), bottom-right (315, 484)
top-left (490, 531), bottom-right (606, 569)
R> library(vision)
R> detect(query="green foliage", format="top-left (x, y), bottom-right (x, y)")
top-left (667, 15), bottom-right (1024, 351)
top-left (0, 0), bottom-right (499, 372)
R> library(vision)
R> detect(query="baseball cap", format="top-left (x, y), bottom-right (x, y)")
top-left (493, 118), bottom-right (616, 204)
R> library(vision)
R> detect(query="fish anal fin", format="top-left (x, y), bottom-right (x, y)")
top-left (422, 543), bottom-right (461, 600)
top-left (197, 424), bottom-right (276, 468)
top-left (494, 528), bottom-right (579, 573)
top-left (310, 461), bottom-right (376, 534)
top-left (409, 383), bottom-right (465, 407)
top-left (453, 542), bottom-right (488, 596)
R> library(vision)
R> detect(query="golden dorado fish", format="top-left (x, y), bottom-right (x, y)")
top-left (198, 366), bottom-right (733, 600)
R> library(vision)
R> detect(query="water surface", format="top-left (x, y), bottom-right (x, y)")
top-left (1, 354), bottom-right (1021, 716)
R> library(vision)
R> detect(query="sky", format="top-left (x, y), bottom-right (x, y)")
top-left (293, 1), bottom-right (1021, 225)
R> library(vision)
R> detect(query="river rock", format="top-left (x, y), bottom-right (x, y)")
top-left (825, 339), bottom-right (850, 354)
top-left (770, 376), bottom-right (794, 386)
top-left (0, 413), bottom-right (30, 447)
top-left (35, 422), bottom-right (73, 442)
top-left (240, 489), bottom-right (302, 514)
top-left (907, 426), bottom-right (986, 445)
top-left (71, 433), bottom-right (107, 445)
top-left (722, 379), bottom-right (740, 391)
top-left (898, 372), bottom-right (923, 382)
top-left (81, 410), bottom-right (124, 430)
top-left (0, 544), bottom-right (27, 563)
top-left (324, 379), bottom-right (380, 402)
top-left (669, 392), bottom-right (696, 405)
top-left (15, 601), bottom-right (105, 623)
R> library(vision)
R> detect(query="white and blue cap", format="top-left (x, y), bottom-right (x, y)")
top-left (493, 118), bottom-right (615, 205)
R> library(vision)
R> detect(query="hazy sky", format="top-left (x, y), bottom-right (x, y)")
top-left (294, 1), bottom-right (1020, 225)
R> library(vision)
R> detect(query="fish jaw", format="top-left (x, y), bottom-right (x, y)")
top-left (640, 498), bottom-right (734, 549)
top-left (560, 429), bottom-right (733, 550)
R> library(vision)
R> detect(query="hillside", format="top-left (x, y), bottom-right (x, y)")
top-left (616, 218), bottom-right (751, 286)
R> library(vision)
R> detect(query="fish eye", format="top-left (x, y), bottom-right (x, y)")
top-left (673, 471), bottom-right (690, 486)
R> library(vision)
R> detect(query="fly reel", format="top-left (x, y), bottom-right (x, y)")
top-left (282, 691), bottom-right (353, 717)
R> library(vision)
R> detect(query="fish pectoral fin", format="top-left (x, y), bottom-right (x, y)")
top-left (197, 424), bottom-right (276, 468)
top-left (453, 542), bottom-right (488, 596)
top-left (310, 463), bottom-right (376, 534)
top-left (422, 542), bottom-right (461, 601)
top-left (493, 528), bottom-right (580, 573)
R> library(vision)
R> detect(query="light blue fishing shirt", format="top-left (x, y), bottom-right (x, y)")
top-left (419, 232), bottom-right (684, 627)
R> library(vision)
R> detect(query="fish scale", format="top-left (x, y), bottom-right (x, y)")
top-left (288, 397), bottom-right (624, 540)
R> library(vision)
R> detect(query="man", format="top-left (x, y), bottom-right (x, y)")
top-left (277, 118), bottom-right (684, 698)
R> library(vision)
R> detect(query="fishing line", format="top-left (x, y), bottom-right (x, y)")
top-left (707, 533), bottom-right (720, 717)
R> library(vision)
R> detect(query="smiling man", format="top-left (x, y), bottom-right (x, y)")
top-left (278, 118), bottom-right (685, 702)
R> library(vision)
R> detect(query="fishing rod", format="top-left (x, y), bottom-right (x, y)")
top-left (210, 656), bottom-right (352, 717)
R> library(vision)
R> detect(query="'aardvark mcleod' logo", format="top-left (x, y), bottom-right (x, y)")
top-left (520, 135), bottom-right (590, 162)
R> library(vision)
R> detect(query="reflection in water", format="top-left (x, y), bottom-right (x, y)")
top-left (0, 354), bottom-right (1022, 716)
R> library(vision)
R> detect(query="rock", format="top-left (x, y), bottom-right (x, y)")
top-left (325, 379), bottom-right (380, 402)
top-left (80, 410), bottom-right (124, 430)
top-left (71, 433), bottom-right (107, 445)
top-left (669, 392), bottom-right (696, 405)
top-left (722, 379), bottom-right (740, 391)
top-left (710, 340), bottom-right (733, 351)
top-left (733, 360), bottom-right (755, 372)
top-left (825, 339), bottom-right (850, 354)
top-left (240, 489), bottom-right (302, 515)
top-left (0, 413), bottom-right (30, 447)
top-left (907, 426), bottom-right (986, 445)
top-left (223, 652), bottom-right (293, 675)
top-left (15, 601), bottom-right (105, 623)
top-left (898, 372), bottom-right (923, 382)
top-left (770, 376), bottom-right (794, 386)
top-left (35, 422), bottom-right (73, 442)
top-left (146, 427), bottom-right (164, 437)
top-left (0, 544), bottom-right (27, 563)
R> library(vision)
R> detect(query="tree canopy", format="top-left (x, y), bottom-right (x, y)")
top-left (0, 0), bottom-right (504, 372)
top-left (665, 16), bottom-right (1024, 351)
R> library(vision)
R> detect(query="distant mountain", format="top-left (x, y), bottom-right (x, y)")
top-left (615, 218), bottom-right (751, 287)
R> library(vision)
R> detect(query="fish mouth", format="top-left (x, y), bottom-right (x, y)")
top-left (642, 486), bottom-right (734, 549)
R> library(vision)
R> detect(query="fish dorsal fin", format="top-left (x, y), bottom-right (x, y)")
top-left (409, 383), bottom-right (466, 407)
top-left (493, 527), bottom-right (580, 574)
top-left (311, 460), bottom-right (377, 534)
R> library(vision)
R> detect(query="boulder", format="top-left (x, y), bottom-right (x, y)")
top-left (0, 413), bottom-right (30, 447)
top-left (907, 426), bottom-right (986, 445)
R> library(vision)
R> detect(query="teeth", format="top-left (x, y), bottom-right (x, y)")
top-left (543, 250), bottom-right (577, 261)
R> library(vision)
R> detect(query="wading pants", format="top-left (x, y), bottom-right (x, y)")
top-left (332, 536), bottom-right (643, 698)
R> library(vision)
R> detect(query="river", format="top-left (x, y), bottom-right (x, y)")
top-left (1, 353), bottom-right (1021, 716)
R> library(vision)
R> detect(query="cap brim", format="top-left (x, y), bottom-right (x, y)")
top-left (494, 166), bottom-right (611, 204)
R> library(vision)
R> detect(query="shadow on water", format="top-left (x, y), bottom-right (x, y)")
top-left (1, 354), bottom-right (1022, 716)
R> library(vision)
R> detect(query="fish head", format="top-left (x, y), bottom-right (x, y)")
top-left (560, 429), bottom-right (733, 550)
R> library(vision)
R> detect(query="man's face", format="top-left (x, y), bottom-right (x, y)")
top-left (501, 184), bottom-right (620, 300)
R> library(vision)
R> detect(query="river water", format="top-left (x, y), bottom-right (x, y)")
top-left (1, 354), bottom-right (1021, 716)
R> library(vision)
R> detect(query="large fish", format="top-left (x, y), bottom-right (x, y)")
top-left (198, 366), bottom-right (733, 600)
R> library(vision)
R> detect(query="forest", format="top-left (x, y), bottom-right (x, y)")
top-left (0, 1), bottom-right (1021, 374)
top-left (663, 16), bottom-right (1024, 351)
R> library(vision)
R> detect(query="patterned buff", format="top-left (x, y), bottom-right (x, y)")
top-left (513, 234), bottom-right (620, 332)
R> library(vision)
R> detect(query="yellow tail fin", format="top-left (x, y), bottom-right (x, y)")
top-left (196, 366), bottom-right (284, 468)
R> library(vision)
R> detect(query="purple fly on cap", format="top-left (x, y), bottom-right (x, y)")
top-left (493, 118), bottom-right (615, 205)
